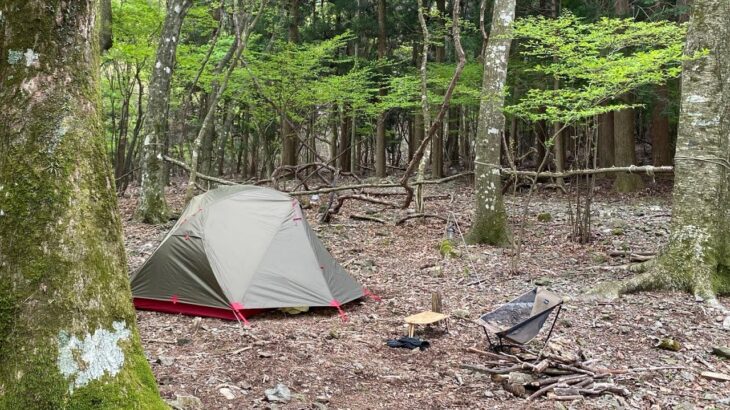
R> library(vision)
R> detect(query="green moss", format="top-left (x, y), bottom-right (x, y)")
top-left (537, 212), bottom-right (552, 222)
top-left (467, 199), bottom-right (512, 246)
top-left (713, 265), bottom-right (730, 295)
top-left (439, 239), bottom-right (459, 258)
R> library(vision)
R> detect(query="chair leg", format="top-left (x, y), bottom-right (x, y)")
top-left (408, 324), bottom-right (415, 338)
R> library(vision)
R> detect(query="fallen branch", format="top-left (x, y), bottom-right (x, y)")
top-left (164, 156), bottom-right (239, 186)
top-left (396, 213), bottom-right (449, 226)
top-left (350, 214), bottom-right (386, 224)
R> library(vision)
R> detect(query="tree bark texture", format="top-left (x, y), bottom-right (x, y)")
top-left (136, 0), bottom-right (192, 223)
top-left (613, 102), bottom-right (645, 192)
top-left (597, 111), bottom-right (615, 170)
top-left (592, 0), bottom-right (730, 302)
top-left (468, 0), bottom-right (515, 245)
top-left (650, 84), bottom-right (672, 166)
top-left (280, 0), bottom-right (300, 167)
top-left (0, 1), bottom-right (165, 408)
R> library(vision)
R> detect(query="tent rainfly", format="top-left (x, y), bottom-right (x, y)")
top-left (131, 185), bottom-right (365, 322)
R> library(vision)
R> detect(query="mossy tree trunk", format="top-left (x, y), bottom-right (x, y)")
top-left (591, 0), bottom-right (730, 309)
top-left (467, 0), bottom-right (515, 246)
top-left (0, 1), bottom-right (166, 408)
top-left (136, 0), bottom-right (192, 224)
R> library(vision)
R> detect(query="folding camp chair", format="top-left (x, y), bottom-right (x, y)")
top-left (477, 288), bottom-right (563, 352)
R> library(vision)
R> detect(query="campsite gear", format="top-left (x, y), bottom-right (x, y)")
top-left (387, 336), bottom-right (431, 350)
top-left (477, 288), bottom-right (563, 351)
top-left (131, 185), bottom-right (364, 321)
top-left (405, 311), bottom-right (449, 337)
top-left (404, 292), bottom-right (449, 337)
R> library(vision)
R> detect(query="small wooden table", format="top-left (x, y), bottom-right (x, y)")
top-left (405, 311), bottom-right (449, 337)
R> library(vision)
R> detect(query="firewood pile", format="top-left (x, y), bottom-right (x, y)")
top-left (462, 338), bottom-right (681, 401)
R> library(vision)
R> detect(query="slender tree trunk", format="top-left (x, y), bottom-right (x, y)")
top-left (0, 1), bottom-right (165, 407)
top-left (592, 0), bottom-right (730, 307)
top-left (375, 0), bottom-right (387, 177)
top-left (136, 0), bottom-right (192, 223)
top-left (186, 0), bottom-right (265, 200)
top-left (597, 111), bottom-right (615, 170)
top-left (430, 0), bottom-right (447, 178)
top-left (339, 105), bottom-right (352, 172)
top-left (413, 111), bottom-right (424, 161)
top-left (650, 84), bottom-right (672, 166)
top-left (217, 103), bottom-right (234, 175)
top-left (467, 0), bottom-right (515, 245)
top-left (613, 101), bottom-right (645, 192)
top-left (281, 0), bottom-right (300, 167)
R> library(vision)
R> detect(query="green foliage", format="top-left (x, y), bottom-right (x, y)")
top-left (505, 13), bottom-right (692, 126)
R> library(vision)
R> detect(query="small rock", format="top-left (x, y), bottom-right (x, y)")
top-left (533, 277), bottom-right (552, 286)
top-left (167, 394), bottom-right (202, 410)
top-left (257, 350), bottom-right (273, 358)
top-left (156, 356), bottom-right (175, 366)
top-left (177, 337), bottom-right (192, 346)
top-left (680, 371), bottom-right (695, 382)
top-left (673, 402), bottom-right (694, 410)
top-left (452, 309), bottom-right (469, 319)
top-left (219, 387), bottom-right (235, 400)
top-left (483, 390), bottom-right (495, 398)
top-left (265, 383), bottom-right (291, 403)
top-left (723, 316), bottom-right (730, 330)
top-left (711, 346), bottom-right (730, 359)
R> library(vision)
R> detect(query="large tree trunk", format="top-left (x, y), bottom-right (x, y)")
top-left (136, 0), bottom-right (192, 223)
top-left (0, 1), bottom-right (165, 407)
top-left (467, 0), bottom-right (515, 245)
top-left (375, 0), bottom-right (387, 177)
top-left (591, 0), bottom-right (730, 311)
top-left (613, 101), bottom-right (645, 192)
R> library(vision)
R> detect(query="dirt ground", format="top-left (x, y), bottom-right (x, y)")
top-left (120, 178), bottom-right (730, 409)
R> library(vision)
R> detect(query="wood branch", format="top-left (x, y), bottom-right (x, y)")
top-left (331, 194), bottom-right (399, 214)
top-left (164, 155), bottom-right (472, 197)
top-left (395, 213), bottom-right (449, 226)
top-left (349, 214), bottom-right (386, 224)
top-left (476, 164), bottom-right (674, 178)
top-left (164, 155), bottom-right (239, 186)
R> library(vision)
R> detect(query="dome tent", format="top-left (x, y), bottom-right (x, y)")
top-left (131, 185), bottom-right (364, 321)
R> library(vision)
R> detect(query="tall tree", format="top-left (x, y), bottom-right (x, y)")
top-left (375, 0), bottom-right (387, 177)
top-left (612, 0), bottom-right (644, 192)
top-left (591, 0), bottom-right (730, 319)
top-left (467, 0), bottom-right (515, 245)
top-left (0, 0), bottom-right (166, 407)
top-left (136, 0), bottom-right (192, 223)
top-left (281, 0), bottom-right (300, 167)
top-left (650, 85), bottom-right (672, 166)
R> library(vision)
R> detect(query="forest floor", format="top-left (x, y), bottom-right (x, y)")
top-left (119, 177), bottom-right (730, 409)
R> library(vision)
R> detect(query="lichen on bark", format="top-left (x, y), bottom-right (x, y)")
top-left (0, 1), bottom-right (165, 408)
top-left (467, 0), bottom-right (515, 246)
top-left (588, 0), bottom-right (730, 311)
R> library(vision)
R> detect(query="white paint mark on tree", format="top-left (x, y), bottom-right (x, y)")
top-left (57, 321), bottom-right (131, 393)
top-left (23, 49), bottom-right (39, 67)
top-left (686, 94), bottom-right (709, 103)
